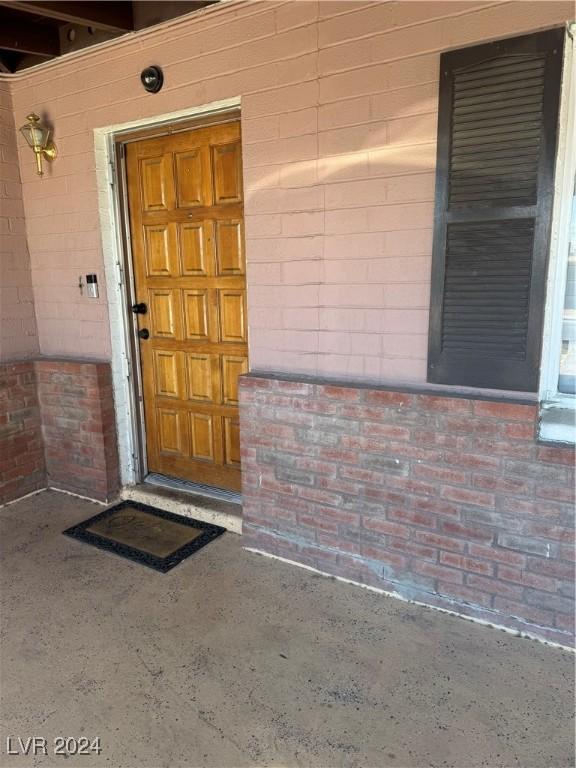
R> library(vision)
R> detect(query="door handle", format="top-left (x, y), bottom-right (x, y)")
top-left (138, 328), bottom-right (150, 340)
top-left (132, 302), bottom-right (147, 314)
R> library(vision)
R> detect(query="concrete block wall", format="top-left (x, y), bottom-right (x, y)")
top-left (240, 374), bottom-right (575, 646)
top-left (4, 0), bottom-right (573, 382)
top-left (0, 82), bottom-right (39, 361)
top-left (0, 361), bottom-right (45, 503)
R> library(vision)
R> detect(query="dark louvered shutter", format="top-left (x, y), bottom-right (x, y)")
top-left (428, 29), bottom-right (564, 391)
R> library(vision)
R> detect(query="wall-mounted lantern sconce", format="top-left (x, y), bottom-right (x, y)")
top-left (19, 113), bottom-right (57, 177)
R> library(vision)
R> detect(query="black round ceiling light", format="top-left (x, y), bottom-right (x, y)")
top-left (141, 66), bottom-right (164, 94)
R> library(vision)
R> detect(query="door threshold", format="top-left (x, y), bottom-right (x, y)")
top-left (121, 478), bottom-right (242, 534)
top-left (145, 473), bottom-right (242, 505)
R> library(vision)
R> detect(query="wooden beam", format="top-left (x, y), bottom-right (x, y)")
top-left (0, 2), bottom-right (133, 32)
top-left (0, 19), bottom-right (59, 57)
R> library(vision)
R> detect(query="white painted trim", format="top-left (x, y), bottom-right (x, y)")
top-left (94, 98), bottom-right (242, 487)
top-left (540, 27), bottom-right (576, 415)
top-left (245, 548), bottom-right (575, 652)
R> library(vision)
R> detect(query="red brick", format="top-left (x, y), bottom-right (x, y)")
top-left (536, 445), bottom-right (576, 466)
top-left (498, 496), bottom-right (569, 521)
top-left (414, 531), bottom-right (466, 552)
top-left (339, 465), bottom-right (384, 484)
top-left (387, 538), bottom-right (436, 561)
top-left (298, 399), bottom-right (339, 415)
top-left (361, 422), bottom-right (411, 441)
top-left (440, 485), bottom-right (495, 509)
top-left (468, 544), bottom-right (526, 567)
top-left (472, 401), bottom-right (537, 421)
top-left (273, 380), bottom-right (313, 396)
top-left (473, 438), bottom-right (534, 459)
top-left (418, 395), bottom-right (471, 413)
top-left (317, 507), bottom-right (360, 526)
top-left (376, 475), bottom-right (436, 498)
top-left (525, 522), bottom-right (574, 543)
top-left (361, 545), bottom-right (407, 570)
top-left (413, 463), bottom-right (469, 485)
top-left (527, 557), bottom-right (575, 581)
top-left (439, 552), bottom-right (493, 576)
top-left (364, 390), bottom-right (414, 408)
top-left (466, 574), bottom-right (523, 600)
top-left (439, 416), bottom-right (502, 437)
top-left (472, 473), bottom-right (534, 496)
top-left (440, 520), bottom-right (493, 544)
top-left (317, 447), bottom-right (359, 464)
top-left (413, 560), bottom-right (463, 585)
top-left (298, 514), bottom-right (338, 533)
top-left (410, 495), bottom-right (459, 518)
top-left (497, 565), bottom-right (556, 593)
top-left (323, 385), bottom-right (359, 401)
top-left (387, 506), bottom-right (436, 529)
top-left (295, 457), bottom-right (336, 475)
top-left (503, 422), bottom-right (535, 440)
top-left (443, 451), bottom-right (500, 472)
top-left (317, 475), bottom-right (361, 496)
top-left (362, 517), bottom-right (411, 539)
top-left (413, 430), bottom-right (469, 450)
top-left (297, 487), bottom-right (342, 506)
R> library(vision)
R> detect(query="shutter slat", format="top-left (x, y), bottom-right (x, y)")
top-left (454, 56), bottom-right (545, 82)
top-left (453, 72), bottom-right (545, 95)
top-left (453, 85), bottom-right (545, 108)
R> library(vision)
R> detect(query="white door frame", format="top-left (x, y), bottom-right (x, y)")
top-left (94, 97), bottom-right (242, 487)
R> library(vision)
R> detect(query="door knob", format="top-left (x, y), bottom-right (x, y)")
top-left (132, 302), bottom-right (147, 314)
top-left (138, 328), bottom-right (150, 340)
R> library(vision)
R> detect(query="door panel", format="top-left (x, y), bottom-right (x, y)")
top-left (218, 290), bottom-right (246, 343)
top-left (153, 350), bottom-right (185, 399)
top-left (215, 220), bottom-right (244, 275)
top-left (141, 155), bottom-right (174, 211)
top-left (180, 221), bottom-right (210, 276)
top-left (144, 224), bottom-right (179, 276)
top-left (157, 408), bottom-right (187, 455)
top-left (149, 289), bottom-right (180, 339)
top-left (212, 142), bottom-right (242, 203)
top-left (175, 147), bottom-right (212, 208)
top-left (126, 121), bottom-right (246, 491)
top-left (222, 355), bottom-right (248, 405)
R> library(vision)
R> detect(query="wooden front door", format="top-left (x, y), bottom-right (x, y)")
top-left (125, 121), bottom-right (247, 492)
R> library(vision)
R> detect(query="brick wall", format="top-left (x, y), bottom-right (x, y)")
top-left (0, 361), bottom-right (45, 503)
top-left (5, 0), bottom-right (573, 380)
top-left (240, 374), bottom-right (575, 646)
top-left (0, 82), bottom-right (39, 361)
top-left (35, 360), bottom-right (119, 501)
top-left (0, 359), bottom-right (119, 504)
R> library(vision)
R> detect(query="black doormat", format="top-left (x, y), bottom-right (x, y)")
top-left (63, 500), bottom-right (225, 573)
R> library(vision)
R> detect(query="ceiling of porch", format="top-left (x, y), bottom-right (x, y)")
top-left (0, 0), bottom-right (220, 72)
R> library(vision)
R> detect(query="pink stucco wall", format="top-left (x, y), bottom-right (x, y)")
top-left (3, 0), bottom-right (573, 380)
top-left (0, 82), bottom-right (38, 361)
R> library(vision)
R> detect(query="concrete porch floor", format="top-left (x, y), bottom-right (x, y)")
top-left (0, 490), bottom-right (573, 768)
